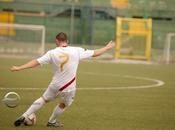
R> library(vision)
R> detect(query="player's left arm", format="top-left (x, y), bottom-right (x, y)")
top-left (10, 50), bottom-right (51, 72)
top-left (10, 59), bottom-right (40, 72)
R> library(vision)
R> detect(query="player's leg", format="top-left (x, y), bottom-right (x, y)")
top-left (47, 90), bottom-right (76, 127)
top-left (14, 96), bottom-right (46, 126)
top-left (47, 103), bottom-right (65, 127)
top-left (14, 86), bottom-right (57, 126)
top-left (22, 97), bottom-right (47, 117)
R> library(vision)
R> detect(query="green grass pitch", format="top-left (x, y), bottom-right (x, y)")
top-left (0, 57), bottom-right (175, 130)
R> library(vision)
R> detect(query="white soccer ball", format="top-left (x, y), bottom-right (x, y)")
top-left (24, 113), bottom-right (37, 126)
top-left (3, 92), bottom-right (20, 108)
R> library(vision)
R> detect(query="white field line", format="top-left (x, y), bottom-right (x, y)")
top-left (0, 72), bottom-right (165, 91)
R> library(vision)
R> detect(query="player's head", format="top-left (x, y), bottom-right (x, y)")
top-left (55, 32), bottom-right (68, 47)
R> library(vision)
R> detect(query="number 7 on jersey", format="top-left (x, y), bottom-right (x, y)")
top-left (59, 54), bottom-right (69, 71)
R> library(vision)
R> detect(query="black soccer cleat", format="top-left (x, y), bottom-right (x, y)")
top-left (47, 122), bottom-right (64, 127)
top-left (14, 116), bottom-right (25, 126)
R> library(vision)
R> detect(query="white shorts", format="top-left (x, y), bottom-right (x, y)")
top-left (42, 85), bottom-right (76, 107)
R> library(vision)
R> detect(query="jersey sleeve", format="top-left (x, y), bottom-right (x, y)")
top-left (37, 51), bottom-right (52, 65)
top-left (77, 47), bottom-right (94, 60)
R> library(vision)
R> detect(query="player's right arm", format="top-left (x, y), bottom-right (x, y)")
top-left (93, 41), bottom-right (115, 57)
top-left (78, 40), bottom-right (115, 60)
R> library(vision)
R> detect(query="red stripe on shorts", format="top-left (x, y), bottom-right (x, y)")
top-left (59, 77), bottom-right (76, 91)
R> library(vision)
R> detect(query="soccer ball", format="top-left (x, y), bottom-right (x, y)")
top-left (24, 113), bottom-right (37, 126)
top-left (3, 92), bottom-right (20, 108)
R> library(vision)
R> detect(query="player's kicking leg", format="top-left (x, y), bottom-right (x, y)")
top-left (14, 87), bottom-right (55, 126)
top-left (14, 97), bottom-right (47, 126)
top-left (47, 90), bottom-right (75, 127)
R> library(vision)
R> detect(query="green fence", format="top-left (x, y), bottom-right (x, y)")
top-left (14, 15), bottom-right (175, 46)
top-left (0, 0), bottom-right (175, 46)
top-left (13, 15), bottom-right (115, 45)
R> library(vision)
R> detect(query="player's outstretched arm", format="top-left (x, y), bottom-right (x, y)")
top-left (10, 59), bottom-right (40, 72)
top-left (93, 41), bottom-right (115, 57)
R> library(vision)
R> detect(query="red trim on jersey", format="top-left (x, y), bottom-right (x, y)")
top-left (59, 77), bottom-right (76, 91)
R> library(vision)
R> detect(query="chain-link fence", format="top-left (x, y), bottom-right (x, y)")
top-left (0, 0), bottom-right (175, 63)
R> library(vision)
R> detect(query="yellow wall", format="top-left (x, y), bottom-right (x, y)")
top-left (111, 0), bottom-right (128, 8)
top-left (0, 12), bottom-right (15, 35)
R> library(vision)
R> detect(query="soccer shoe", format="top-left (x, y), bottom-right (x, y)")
top-left (14, 116), bottom-right (25, 126)
top-left (46, 122), bottom-right (64, 127)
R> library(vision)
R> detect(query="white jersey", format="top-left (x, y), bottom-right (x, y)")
top-left (37, 46), bottom-right (94, 92)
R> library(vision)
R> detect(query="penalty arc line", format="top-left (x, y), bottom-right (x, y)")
top-left (79, 72), bottom-right (165, 90)
top-left (0, 72), bottom-right (165, 91)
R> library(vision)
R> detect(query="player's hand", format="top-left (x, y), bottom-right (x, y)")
top-left (106, 41), bottom-right (115, 50)
top-left (10, 66), bottom-right (21, 72)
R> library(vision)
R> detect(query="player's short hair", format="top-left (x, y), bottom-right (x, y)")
top-left (56, 32), bottom-right (67, 42)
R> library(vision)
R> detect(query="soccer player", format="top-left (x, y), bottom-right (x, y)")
top-left (10, 32), bottom-right (115, 127)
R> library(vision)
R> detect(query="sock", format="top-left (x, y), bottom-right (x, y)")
top-left (22, 97), bottom-right (45, 117)
top-left (49, 105), bottom-right (65, 123)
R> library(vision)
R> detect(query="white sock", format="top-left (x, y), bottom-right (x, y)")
top-left (23, 97), bottom-right (45, 117)
top-left (49, 105), bottom-right (65, 123)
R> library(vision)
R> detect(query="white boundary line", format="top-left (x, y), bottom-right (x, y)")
top-left (78, 72), bottom-right (165, 90)
top-left (0, 72), bottom-right (165, 91)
